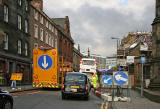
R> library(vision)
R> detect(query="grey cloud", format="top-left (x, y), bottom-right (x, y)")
top-left (44, 2), bottom-right (155, 56)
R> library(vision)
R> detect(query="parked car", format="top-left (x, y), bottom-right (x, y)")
top-left (0, 89), bottom-right (13, 109)
top-left (61, 72), bottom-right (91, 100)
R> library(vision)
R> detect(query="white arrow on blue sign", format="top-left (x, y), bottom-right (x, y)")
top-left (102, 76), bottom-right (112, 86)
top-left (113, 72), bottom-right (128, 85)
top-left (38, 55), bottom-right (53, 70)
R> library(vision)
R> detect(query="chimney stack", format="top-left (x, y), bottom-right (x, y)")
top-left (31, 0), bottom-right (43, 11)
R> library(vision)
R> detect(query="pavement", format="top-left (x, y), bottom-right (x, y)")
top-left (94, 87), bottom-right (160, 109)
top-left (0, 85), bottom-right (38, 93)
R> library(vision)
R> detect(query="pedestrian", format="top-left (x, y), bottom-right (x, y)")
top-left (92, 73), bottom-right (98, 91)
top-left (11, 80), bottom-right (16, 89)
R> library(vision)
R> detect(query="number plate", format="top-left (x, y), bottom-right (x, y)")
top-left (71, 86), bottom-right (79, 88)
top-left (71, 89), bottom-right (77, 92)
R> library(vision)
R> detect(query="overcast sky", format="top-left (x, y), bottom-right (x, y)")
top-left (43, 0), bottom-right (155, 57)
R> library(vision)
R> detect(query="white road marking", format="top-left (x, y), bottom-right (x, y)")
top-left (27, 91), bottom-right (41, 95)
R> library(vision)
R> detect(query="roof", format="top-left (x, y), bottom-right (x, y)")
top-left (52, 18), bottom-right (66, 30)
top-left (52, 17), bottom-right (74, 43)
top-left (120, 32), bottom-right (152, 50)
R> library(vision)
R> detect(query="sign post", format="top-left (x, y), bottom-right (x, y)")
top-left (102, 76), bottom-right (112, 86)
top-left (113, 71), bottom-right (128, 97)
top-left (141, 56), bottom-right (145, 97)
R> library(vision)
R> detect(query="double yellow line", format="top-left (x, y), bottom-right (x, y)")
top-left (101, 101), bottom-right (108, 109)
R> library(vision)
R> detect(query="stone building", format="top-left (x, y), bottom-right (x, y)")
top-left (106, 56), bottom-right (117, 69)
top-left (118, 32), bottom-right (152, 86)
top-left (0, 0), bottom-right (32, 85)
top-left (151, 0), bottom-right (160, 82)
top-left (52, 16), bottom-right (74, 64)
top-left (30, 1), bottom-right (58, 58)
top-left (73, 45), bottom-right (83, 72)
top-left (90, 54), bottom-right (106, 70)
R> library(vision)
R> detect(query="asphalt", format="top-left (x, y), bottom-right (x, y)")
top-left (12, 89), bottom-right (104, 109)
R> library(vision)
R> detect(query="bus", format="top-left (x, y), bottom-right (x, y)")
top-left (79, 58), bottom-right (97, 79)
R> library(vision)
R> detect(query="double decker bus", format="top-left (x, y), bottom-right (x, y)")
top-left (79, 58), bottom-right (97, 80)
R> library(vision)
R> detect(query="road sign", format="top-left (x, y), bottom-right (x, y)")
top-left (141, 57), bottom-right (145, 64)
top-left (113, 71), bottom-right (128, 85)
top-left (127, 56), bottom-right (135, 64)
top-left (117, 59), bottom-right (126, 66)
top-left (102, 76), bottom-right (112, 86)
top-left (10, 73), bottom-right (23, 81)
top-left (38, 55), bottom-right (53, 70)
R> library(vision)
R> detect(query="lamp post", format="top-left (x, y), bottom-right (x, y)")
top-left (140, 55), bottom-right (145, 97)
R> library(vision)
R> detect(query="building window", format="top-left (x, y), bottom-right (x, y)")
top-left (4, 5), bottom-right (8, 22)
top-left (52, 38), bottom-right (54, 47)
top-left (18, 15), bottom-right (22, 30)
top-left (40, 15), bottom-right (43, 24)
top-left (25, 0), bottom-right (28, 11)
top-left (34, 43), bottom-right (38, 49)
top-left (49, 23), bottom-right (52, 30)
top-left (40, 28), bottom-right (43, 41)
top-left (18, 0), bottom-right (22, 6)
top-left (46, 21), bottom-right (48, 28)
top-left (25, 43), bottom-right (28, 56)
top-left (45, 32), bottom-right (48, 44)
top-left (34, 24), bottom-right (38, 38)
top-left (55, 38), bottom-right (57, 49)
top-left (52, 26), bottom-right (55, 33)
top-left (4, 33), bottom-right (8, 50)
top-left (55, 28), bottom-right (58, 36)
top-left (34, 9), bottom-right (38, 20)
top-left (18, 40), bottom-right (21, 54)
top-left (25, 20), bottom-right (28, 33)
top-left (49, 34), bottom-right (51, 45)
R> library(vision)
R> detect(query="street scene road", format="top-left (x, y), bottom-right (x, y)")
top-left (12, 90), bottom-right (103, 109)
top-left (1, 0), bottom-right (160, 109)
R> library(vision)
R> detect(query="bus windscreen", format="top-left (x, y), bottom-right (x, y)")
top-left (82, 60), bottom-right (95, 66)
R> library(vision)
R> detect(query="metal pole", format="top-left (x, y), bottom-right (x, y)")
top-left (141, 63), bottom-right (143, 97)
top-left (127, 65), bottom-right (129, 97)
top-left (111, 75), bottom-right (114, 108)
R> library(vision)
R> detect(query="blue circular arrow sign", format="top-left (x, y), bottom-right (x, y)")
top-left (113, 72), bottom-right (128, 85)
top-left (38, 55), bottom-right (53, 70)
top-left (102, 76), bottom-right (112, 86)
